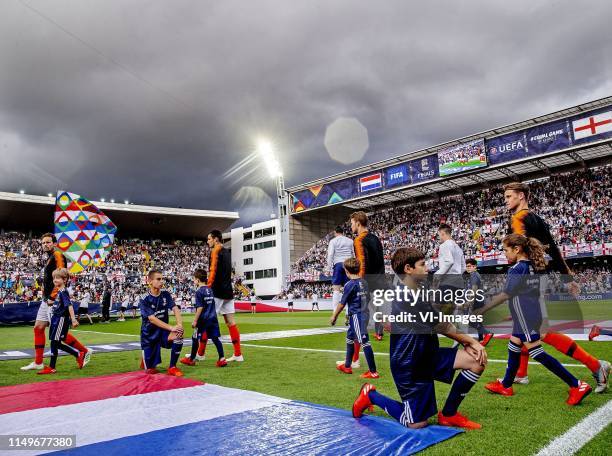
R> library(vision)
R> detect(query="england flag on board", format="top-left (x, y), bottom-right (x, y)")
top-left (572, 111), bottom-right (612, 140)
top-left (359, 173), bottom-right (382, 192)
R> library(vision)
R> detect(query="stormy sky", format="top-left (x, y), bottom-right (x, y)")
top-left (1, 0), bottom-right (611, 226)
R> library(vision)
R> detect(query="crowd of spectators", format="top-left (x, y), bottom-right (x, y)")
top-left (0, 166), bottom-right (610, 305)
top-left (0, 234), bottom-right (210, 305)
top-left (291, 166), bottom-right (612, 277)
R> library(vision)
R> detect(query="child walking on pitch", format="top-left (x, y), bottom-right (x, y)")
top-left (181, 269), bottom-right (227, 367)
top-left (38, 268), bottom-right (92, 374)
top-left (483, 234), bottom-right (591, 405)
top-left (353, 248), bottom-right (487, 429)
top-left (331, 257), bottom-right (379, 379)
top-left (139, 269), bottom-right (184, 376)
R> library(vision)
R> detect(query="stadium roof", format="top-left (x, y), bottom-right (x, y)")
top-left (0, 192), bottom-right (239, 239)
top-left (287, 96), bottom-right (612, 212)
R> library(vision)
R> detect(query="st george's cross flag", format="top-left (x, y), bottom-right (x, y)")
top-left (54, 191), bottom-right (117, 274)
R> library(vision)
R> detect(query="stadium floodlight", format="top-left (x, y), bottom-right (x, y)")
top-left (19, 189), bottom-right (25, 194)
top-left (110, 199), bottom-right (115, 203)
top-left (101, 198), bottom-right (106, 202)
top-left (47, 193), bottom-right (53, 197)
top-left (256, 139), bottom-right (283, 178)
top-left (124, 200), bottom-right (129, 205)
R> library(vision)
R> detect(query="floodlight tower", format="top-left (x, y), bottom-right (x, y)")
top-left (257, 140), bottom-right (290, 289)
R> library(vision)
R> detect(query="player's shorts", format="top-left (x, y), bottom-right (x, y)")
top-left (195, 318), bottom-right (221, 339)
top-left (77, 307), bottom-right (89, 315)
top-left (390, 335), bottom-right (458, 424)
top-left (141, 330), bottom-right (182, 368)
top-left (509, 296), bottom-right (542, 343)
top-left (331, 262), bottom-right (349, 286)
top-left (49, 316), bottom-right (70, 342)
top-left (120, 306), bottom-right (127, 312)
top-left (288, 301), bottom-right (294, 306)
top-left (472, 298), bottom-right (485, 310)
top-left (346, 312), bottom-right (370, 344)
top-left (214, 298), bottom-right (235, 315)
top-left (35, 302), bottom-right (51, 323)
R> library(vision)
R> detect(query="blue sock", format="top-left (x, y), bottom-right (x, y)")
top-left (169, 340), bottom-right (183, 368)
top-left (601, 328), bottom-right (612, 337)
top-left (362, 342), bottom-right (377, 373)
top-left (442, 369), bottom-right (481, 417)
top-left (345, 340), bottom-right (355, 368)
top-left (212, 336), bottom-right (225, 359)
top-left (528, 345), bottom-right (578, 387)
top-left (369, 390), bottom-right (406, 424)
top-left (502, 341), bottom-right (522, 388)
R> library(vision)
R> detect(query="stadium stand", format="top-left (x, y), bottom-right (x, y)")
top-left (290, 165), bottom-right (611, 277)
top-left (0, 235), bottom-right (210, 305)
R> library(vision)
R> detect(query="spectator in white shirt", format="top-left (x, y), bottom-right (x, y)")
top-left (327, 226), bottom-right (354, 312)
top-left (434, 223), bottom-right (466, 291)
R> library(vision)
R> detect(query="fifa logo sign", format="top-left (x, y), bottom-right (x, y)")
top-left (390, 171), bottom-right (404, 180)
top-left (421, 159), bottom-right (429, 170)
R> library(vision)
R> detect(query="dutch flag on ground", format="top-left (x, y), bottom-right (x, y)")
top-left (360, 173), bottom-right (383, 192)
top-left (0, 372), bottom-right (461, 455)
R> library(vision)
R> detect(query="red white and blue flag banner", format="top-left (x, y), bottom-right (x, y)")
top-left (0, 372), bottom-right (461, 455)
top-left (571, 111), bottom-right (612, 140)
top-left (359, 173), bottom-right (383, 192)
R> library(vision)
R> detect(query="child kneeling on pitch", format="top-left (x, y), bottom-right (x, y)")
top-left (331, 257), bottom-right (379, 379)
top-left (482, 234), bottom-right (591, 405)
top-left (140, 269), bottom-right (184, 376)
top-left (352, 248), bottom-right (487, 430)
top-left (39, 268), bottom-right (92, 374)
top-left (181, 269), bottom-right (227, 367)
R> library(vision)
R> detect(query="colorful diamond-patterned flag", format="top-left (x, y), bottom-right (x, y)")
top-left (54, 191), bottom-right (117, 274)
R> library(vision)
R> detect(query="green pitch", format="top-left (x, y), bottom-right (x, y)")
top-left (1, 311), bottom-right (610, 455)
top-left (439, 158), bottom-right (486, 176)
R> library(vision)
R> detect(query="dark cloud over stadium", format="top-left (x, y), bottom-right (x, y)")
top-left (1, 0), bottom-right (611, 226)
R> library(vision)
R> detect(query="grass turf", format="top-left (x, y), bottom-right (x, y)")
top-left (1, 310), bottom-right (611, 456)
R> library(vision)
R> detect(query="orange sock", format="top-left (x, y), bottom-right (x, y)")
top-left (34, 327), bottom-right (46, 364)
top-left (229, 324), bottom-right (241, 356)
top-left (197, 332), bottom-right (208, 357)
top-left (353, 342), bottom-right (361, 362)
top-left (517, 347), bottom-right (529, 377)
top-left (543, 332), bottom-right (600, 373)
top-left (65, 333), bottom-right (87, 353)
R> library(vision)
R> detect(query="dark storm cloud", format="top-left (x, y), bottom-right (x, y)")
top-left (1, 0), bottom-right (611, 225)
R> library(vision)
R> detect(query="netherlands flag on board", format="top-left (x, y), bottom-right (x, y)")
top-left (0, 372), bottom-right (461, 455)
top-left (359, 173), bottom-right (383, 192)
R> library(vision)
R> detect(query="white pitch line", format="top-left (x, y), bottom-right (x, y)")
top-left (71, 328), bottom-right (585, 368)
top-left (234, 343), bottom-right (584, 367)
top-left (72, 329), bottom-right (140, 338)
top-left (535, 400), bottom-right (612, 456)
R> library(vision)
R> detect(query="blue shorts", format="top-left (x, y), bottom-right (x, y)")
top-left (346, 312), bottom-right (369, 344)
top-left (141, 329), bottom-right (180, 368)
top-left (49, 316), bottom-right (69, 342)
top-left (331, 262), bottom-right (349, 286)
top-left (509, 296), bottom-right (542, 343)
top-left (390, 335), bottom-right (458, 423)
top-left (195, 318), bottom-right (221, 339)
